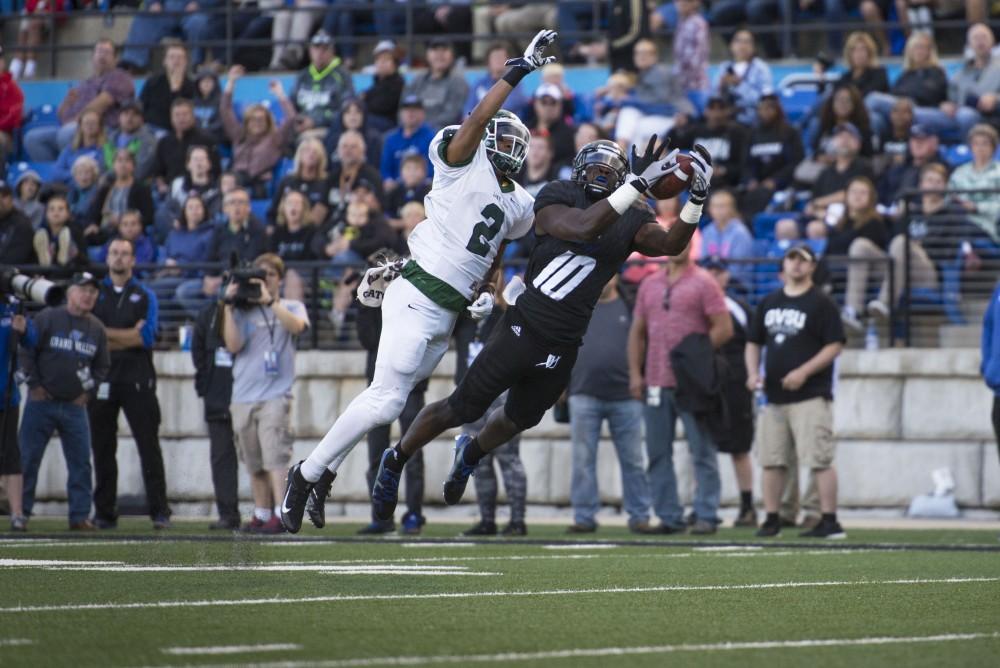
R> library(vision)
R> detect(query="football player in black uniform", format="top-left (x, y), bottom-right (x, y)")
top-left (371, 137), bottom-right (714, 518)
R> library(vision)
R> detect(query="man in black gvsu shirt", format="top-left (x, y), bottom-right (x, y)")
top-left (746, 244), bottom-right (846, 540)
top-left (89, 238), bottom-right (171, 529)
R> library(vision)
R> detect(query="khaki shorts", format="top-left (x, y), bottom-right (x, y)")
top-left (757, 397), bottom-right (836, 470)
top-left (231, 396), bottom-right (294, 473)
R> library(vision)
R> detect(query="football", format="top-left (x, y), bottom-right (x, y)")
top-left (649, 153), bottom-right (694, 200)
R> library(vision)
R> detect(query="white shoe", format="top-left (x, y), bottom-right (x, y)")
top-left (9, 57), bottom-right (23, 80)
top-left (23, 60), bottom-right (37, 79)
top-left (867, 299), bottom-right (890, 320)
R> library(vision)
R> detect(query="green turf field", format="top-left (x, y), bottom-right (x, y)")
top-left (1, 519), bottom-right (998, 667)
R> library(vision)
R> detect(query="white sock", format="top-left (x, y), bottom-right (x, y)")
top-left (273, 504), bottom-right (282, 518)
top-left (300, 387), bottom-right (392, 481)
top-left (9, 58), bottom-right (23, 80)
top-left (23, 60), bottom-right (36, 79)
top-left (254, 507), bottom-right (272, 522)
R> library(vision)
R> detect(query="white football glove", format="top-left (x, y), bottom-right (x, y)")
top-left (467, 291), bottom-right (495, 321)
top-left (688, 144), bottom-right (713, 205)
top-left (629, 134), bottom-right (681, 193)
top-left (356, 258), bottom-right (407, 308)
top-left (506, 29), bottom-right (558, 72)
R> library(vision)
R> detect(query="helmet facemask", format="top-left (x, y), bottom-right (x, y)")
top-left (485, 114), bottom-right (530, 176)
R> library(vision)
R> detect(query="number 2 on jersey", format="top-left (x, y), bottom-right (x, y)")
top-left (466, 204), bottom-right (506, 257)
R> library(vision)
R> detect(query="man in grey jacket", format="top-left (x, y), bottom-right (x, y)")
top-left (615, 38), bottom-right (694, 150)
top-left (291, 31), bottom-right (355, 136)
top-left (403, 38), bottom-right (469, 130)
top-left (19, 273), bottom-right (110, 530)
top-left (944, 23), bottom-right (1000, 139)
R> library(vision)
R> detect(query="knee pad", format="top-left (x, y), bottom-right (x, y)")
top-left (363, 385), bottom-right (408, 426)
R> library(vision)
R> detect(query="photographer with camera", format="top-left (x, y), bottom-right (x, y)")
top-left (19, 272), bottom-right (109, 531)
top-left (222, 253), bottom-right (309, 534)
top-left (89, 238), bottom-right (171, 530)
top-left (0, 296), bottom-right (37, 532)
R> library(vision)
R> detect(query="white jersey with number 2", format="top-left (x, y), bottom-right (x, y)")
top-left (407, 126), bottom-right (536, 300)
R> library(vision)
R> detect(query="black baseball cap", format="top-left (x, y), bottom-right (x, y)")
top-left (833, 122), bottom-right (862, 141)
top-left (698, 254), bottom-right (729, 271)
top-left (120, 99), bottom-right (143, 114)
top-left (70, 271), bottom-right (100, 289)
top-left (784, 244), bottom-right (817, 262)
top-left (706, 93), bottom-right (733, 108)
top-left (400, 94), bottom-right (424, 109)
top-left (427, 37), bottom-right (453, 50)
top-left (910, 124), bottom-right (936, 139)
top-left (310, 30), bottom-right (334, 47)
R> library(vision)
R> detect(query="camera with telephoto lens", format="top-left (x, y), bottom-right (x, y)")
top-left (222, 254), bottom-right (267, 309)
top-left (0, 266), bottom-right (65, 306)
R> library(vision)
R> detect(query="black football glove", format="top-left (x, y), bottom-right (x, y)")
top-left (628, 134), bottom-right (680, 193)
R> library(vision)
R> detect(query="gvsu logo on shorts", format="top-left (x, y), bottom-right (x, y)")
top-left (535, 354), bottom-right (561, 370)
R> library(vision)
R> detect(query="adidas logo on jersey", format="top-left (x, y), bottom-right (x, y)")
top-left (535, 354), bottom-right (561, 370)
top-left (511, 326), bottom-right (522, 336)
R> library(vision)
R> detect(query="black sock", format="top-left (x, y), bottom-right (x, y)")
top-left (740, 491), bottom-right (753, 512)
top-left (822, 512), bottom-right (837, 524)
top-left (765, 512), bottom-right (779, 525)
top-left (386, 444), bottom-right (409, 472)
top-left (462, 437), bottom-right (486, 467)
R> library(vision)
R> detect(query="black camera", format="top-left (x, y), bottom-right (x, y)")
top-left (0, 266), bottom-right (65, 306)
top-left (222, 254), bottom-right (267, 309)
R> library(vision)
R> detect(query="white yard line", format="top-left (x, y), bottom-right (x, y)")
top-left (0, 639), bottom-right (33, 647)
top-left (542, 544), bottom-right (618, 550)
top-left (401, 543), bottom-right (476, 548)
top-left (139, 631), bottom-right (1000, 667)
top-left (161, 643), bottom-right (302, 656)
top-left (3, 577), bottom-right (996, 615)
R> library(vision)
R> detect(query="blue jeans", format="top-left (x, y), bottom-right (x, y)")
top-left (643, 387), bottom-right (721, 526)
top-left (177, 277), bottom-right (210, 320)
top-left (569, 395), bottom-right (650, 527)
top-left (121, 0), bottom-right (220, 69)
top-left (19, 398), bottom-right (93, 523)
top-left (23, 122), bottom-right (77, 162)
top-left (866, 92), bottom-right (979, 143)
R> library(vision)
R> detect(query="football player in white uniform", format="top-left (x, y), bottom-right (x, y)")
top-left (280, 29), bottom-right (559, 533)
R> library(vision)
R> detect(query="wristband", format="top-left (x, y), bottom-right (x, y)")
top-left (680, 200), bottom-right (704, 225)
top-left (606, 181), bottom-right (645, 215)
top-left (502, 66), bottom-right (529, 87)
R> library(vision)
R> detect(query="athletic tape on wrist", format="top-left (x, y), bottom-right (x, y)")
top-left (502, 66), bottom-right (528, 87)
top-left (680, 200), bottom-right (703, 225)
top-left (607, 182), bottom-right (644, 215)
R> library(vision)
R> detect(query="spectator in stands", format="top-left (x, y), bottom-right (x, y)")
top-left (464, 43), bottom-right (530, 118)
top-left (92, 210), bottom-right (156, 266)
top-left (471, 2), bottom-right (556, 63)
top-left (87, 149), bottom-right (154, 240)
top-left (629, 244), bottom-right (732, 535)
top-left (13, 171), bottom-right (43, 229)
top-left (748, 244), bottom-right (847, 540)
top-left (24, 40), bottom-right (134, 162)
top-left (327, 130), bottom-right (383, 222)
top-left (811, 86), bottom-right (874, 160)
top-left (702, 189), bottom-right (754, 285)
top-left (615, 39), bottom-right (694, 153)
top-left (838, 32), bottom-right (889, 99)
top-left (412, 2), bottom-right (473, 61)
top-left (540, 63), bottom-right (577, 121)
top-left (314, 199), bottom-right (393, 269)
top-left (221, 67), bottom-right (296, 200)
top-left (162, 194), bottom-right (214, 275)
top-left (269, 138), bottom-right (332, 227)
top-left (192, 68), bottom-right (224, 144)
top-left (53, 110), bottom-right (107, 185)
top-left (865, 33), bottom-right (952, 137)
top-left (324, 98), bottom-right (384, 170)
top-left (291, 31), bottom-right (355, 137)
top-left (151, 98), bottom-right (221, 195)
top-left (514, 133), bottom-right (557, 199)
top-left (740, 92), bottom-right (804, 221)
top-left (103, 100), bottom-right (158, 182)
top-left (593, 72), bottom-right (634, 139)
top-left (749, 0), bottom-right (847, 59)
top-left (528, 83), bottom-right (576, 166)
top-left (68, 156), bottom-right (101, 224)
top-left (33, 193), bottom-right (84, 268)
top-left (869, 162), bottom-right (986, 320)
top-left (384, 154), bottom-right (430, 223)
top-left (876, 97), bottom-right (915, 173)
top-left (155, 145), bottom-right (222, 243)
top-left (120, 0), bottom-right (221, 72)
top-left (674, 0), bottom-right (710, 93)
top-left (380, 95), bottom-right (436, 190)
top-left (945, 24), bottom-right (1000, 149)
top-left (0, 181), bottom-right (36, 265)
top-left (670, 95), bottom-right (748, 189)
top-left (827, 176), bottom-right (889, 331)
top-left (949, 123), bottom-right (1000, 244)
top-left (222, 252), bottom-right (309, 534)
top-left (0, 46), bottom-right (23, 165)
top-left (19, 272), bottom-right (109, 531)
top-left (390, 201), bottom-right (424, 254)
top-left (404, 39), bottom-right (468, 130)
top-left (9, 0), bottom-right (65, 81)
top-left (363, 41), bottom-right (405, 133)
top-left (268, 190), bottom-right (316, 302)
top-left (555, 122), bottom-right (602, 180)
top-left (879, 123), bottom-right (941, 205)
top-left (568, 275), bottom-right (655, 534)
top-left (269, 0), bottom-right (323, 70)
top-left (807, 123), bottom-right (876, 220)
top-left (715, 30), bottom-right (773, 127)
top-left (89, 237), bottom-right (168, 530)
top-left (138, 41), bottom-right (196, 134)
top-left (191, 297), bottom-right (240, 530)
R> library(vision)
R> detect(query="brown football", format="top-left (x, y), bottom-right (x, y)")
top-left (648, 153), bottom-right (694, 200)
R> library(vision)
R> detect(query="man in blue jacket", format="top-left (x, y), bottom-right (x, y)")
top-left (981, 281), bottom-right (1000, 461)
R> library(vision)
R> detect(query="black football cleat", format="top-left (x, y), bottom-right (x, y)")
top-left (280, 461), bottom-right (313, 534)
top-left (306, 469), bottom-right (337, 529)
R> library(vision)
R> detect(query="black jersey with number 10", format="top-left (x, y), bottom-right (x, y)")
top-left (516, 180), bottom-right (655, 347)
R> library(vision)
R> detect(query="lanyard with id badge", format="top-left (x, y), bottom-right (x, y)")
top-left (260, 305), bottom-right (280, 377)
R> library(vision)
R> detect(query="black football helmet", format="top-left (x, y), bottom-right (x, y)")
top-left (571, 140), bottom-right (629, 199)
